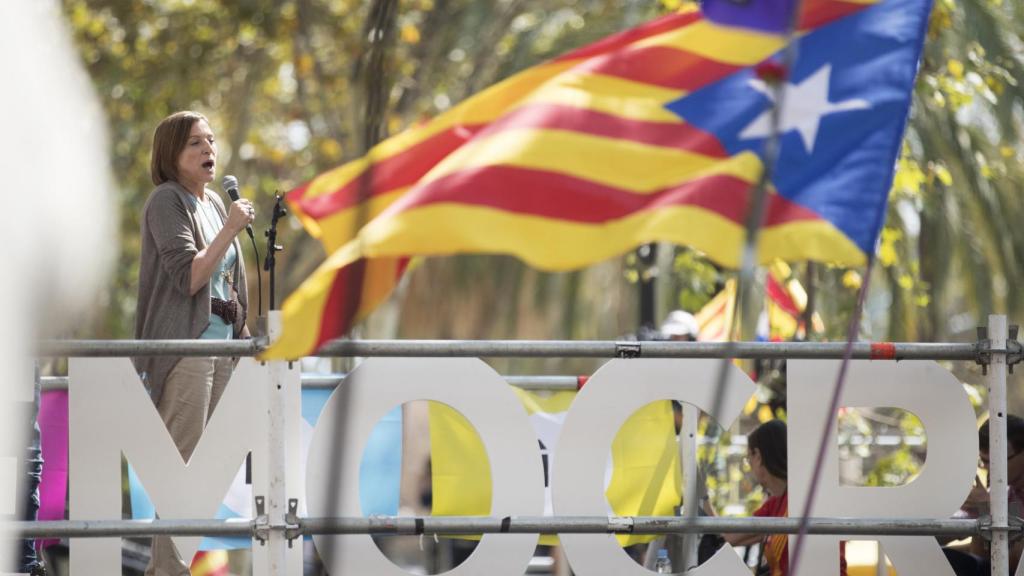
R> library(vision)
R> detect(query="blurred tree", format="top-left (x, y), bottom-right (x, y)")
top-left (61, 0), bottom-right (1023, 362)
top-left (62, 0), bottom-right (671, 350)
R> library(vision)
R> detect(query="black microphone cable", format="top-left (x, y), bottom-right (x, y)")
top-left (223, 175), bottom-right (263, 318)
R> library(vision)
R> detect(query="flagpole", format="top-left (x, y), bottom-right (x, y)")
top-left (322, 1), bottom-right (401, 575)
top-left (802, 262), bottom-right (816, 339)
top-left (638, 244), bottom-right (658, 332)
top-left (692, 0), bottom-right (807, 571)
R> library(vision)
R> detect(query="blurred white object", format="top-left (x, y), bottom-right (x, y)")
top-left (0, 0), bottom-right (114, 566)
top-left (660, 310), bottom-right (699, 339)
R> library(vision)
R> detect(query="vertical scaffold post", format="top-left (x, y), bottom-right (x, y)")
top-left (679, 403), bottom-right (700, 571)
top-left (264, 311), bottom-right (289, 576)
top-left (988, 314), bottom-right (1010, 576)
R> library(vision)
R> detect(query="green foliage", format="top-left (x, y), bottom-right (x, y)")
top-left (62, 0), bottom-right (670, 339)
top-left (839, 408), bottom-right (926, 488)
top-left (672, 249), bottom-right (721, 313)
top-left (871, 0), bottom-right (1024, 341)
top-left (63, 0), bottom-right (1024, 348)
top-left (864, 449), bottom-right (921, 487)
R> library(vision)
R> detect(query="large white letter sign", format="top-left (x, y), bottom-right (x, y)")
top-left (788, 360), bottom-right (977, 576)
top-left (69, 358), bottom-right (302, 575)
top-left (306, 358), bottom-right (545, 576)
top-left (553, 359), bottom-right (756, 576)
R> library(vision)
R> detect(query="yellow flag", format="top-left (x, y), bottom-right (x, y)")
top-left (429, 388), bottom-right (681, 546)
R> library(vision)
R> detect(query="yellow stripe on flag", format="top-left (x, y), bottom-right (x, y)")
top-left (262, 207), bottom-right (859, 361)
top-left (420, 129), bottom-right (753, 193)
top-left (696, 279), bottom-right (737, 342)
top-left (297, 61), bottom-right (579, 203)
top-left (359, 202), bottom-right (863, 271)
top-left (516, 72), bottom-right (688, 123)
top-left (633, 20), bottom-right (786, 64)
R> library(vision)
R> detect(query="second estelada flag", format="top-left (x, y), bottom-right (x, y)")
top-left (263, 0), bottom-right (932, 360)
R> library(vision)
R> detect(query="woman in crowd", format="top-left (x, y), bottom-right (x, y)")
top-left (134, 110), bottom-right (253, 576)
top-left (712, 419), bottom-right (846, 576)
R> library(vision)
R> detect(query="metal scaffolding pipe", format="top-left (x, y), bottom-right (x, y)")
top-left (5, 516), bottom-right (988, 539)
top-left (36, 339), bottom-right (979, 361)
top-left (40, 374), bottom-right (581, 391)
top-left (7, 519), bottom-right (253, 539)
top-left (301, 516), bottom-right (984, 537)
top-left (37, 339), bottom-right (258, 357)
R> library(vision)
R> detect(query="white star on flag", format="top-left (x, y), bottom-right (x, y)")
top-left (739, 64), bottom-right (871, 154)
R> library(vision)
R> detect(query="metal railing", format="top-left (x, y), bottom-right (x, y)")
top-left (39, 374), bottom-right (583, 392)
top-left (4, 515), bottom-right (997, 539)
top-left (17, 318), bottom-right (1021, 576)
top-left (36, 338), bottom-right (984, 361)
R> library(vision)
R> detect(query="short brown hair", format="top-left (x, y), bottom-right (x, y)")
top-left (748, 419), bottom-right (787, 480)
top-left (980, 415), bottom-right (1024, 455)
top-left (150, 111), bottom-right (209, 186)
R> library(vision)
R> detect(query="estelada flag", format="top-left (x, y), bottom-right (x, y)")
top-left (263, 0), bottom-right (932, 360)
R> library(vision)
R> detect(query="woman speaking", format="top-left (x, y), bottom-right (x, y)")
top-left (133, 110), bottom-right (253, 575)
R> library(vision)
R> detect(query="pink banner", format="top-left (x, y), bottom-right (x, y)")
top-left (37, 390), bottom-right (68, 550)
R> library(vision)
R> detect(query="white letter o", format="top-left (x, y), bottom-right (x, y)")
top-left (306, 358), bottom-right (545, 576)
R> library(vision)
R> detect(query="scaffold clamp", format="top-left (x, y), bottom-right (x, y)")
top-left (976, 515), bottom-right (1024, 542)
top-left (615, 342), bottom-right (642, 359)
top-left (254, 495), bottom-right (268, 545)
top-left (974, 325), bottom-right (1022, 375)
top-left (607, 516), bottom-right (635, 533)
top-left (285, 498), bottom-right (301, 546)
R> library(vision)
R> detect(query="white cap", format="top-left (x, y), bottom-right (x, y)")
top-left (660, 310), bottom-right (699, 339)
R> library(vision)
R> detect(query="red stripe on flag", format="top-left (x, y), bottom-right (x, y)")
top-left (555, 12), bottom-right (702, 63)
top-left (799, 0), bottom-right (873, 30)
top-left (766, 274), bottom-right (801, 317)
top-left (386, 165), bottom-right (822, 227)
top-left (294, 127), bottom-right (482, 218)
top-left (317, 258), bottom-right (367, 348)
top-left (296, 106), bottom-right (727, 220)
top-left (475, 104), bottom-right (726, 155)
top-left (286, 180), bottom-right (310, 204)
top-left (395, 257), bottom-right (411, 280)
top-left (571, 44), bottom-right (741, 91)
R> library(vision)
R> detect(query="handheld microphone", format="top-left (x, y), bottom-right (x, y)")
top-left (223, 174), bottom-right (264, 316)
top-left (222, 175), bottom-right (254, 240)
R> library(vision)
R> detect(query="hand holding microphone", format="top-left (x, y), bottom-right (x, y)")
top-left (222, 174), bottom-right (264, 316)
top-left (222, 175), bottom-right (255, 239)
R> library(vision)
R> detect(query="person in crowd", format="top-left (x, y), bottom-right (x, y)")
top-left (944, 415), bottom-right (1024, 575)
top-left (660, 309), bottom-right (700, 342)
top-left (660, 309), bottom-right (699, 434)
top-left (709, 419), bottom-right (847, 576)
top-left (10, 368), bottom-right (45, 575)
top-left (133, 110), bottom-right (253, 576)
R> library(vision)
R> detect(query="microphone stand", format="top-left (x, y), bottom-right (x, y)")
top-left (264, 193), bottom-right (287, 310)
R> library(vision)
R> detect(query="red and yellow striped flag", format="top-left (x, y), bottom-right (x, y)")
top-left (190, 550), bottom-right (229, 576)
top-left (694, 262), bottom-right (824, 343)
top-left (264, 0), bottom-right (876, 360)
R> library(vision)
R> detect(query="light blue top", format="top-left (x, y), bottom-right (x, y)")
top-left (189, 193), bottom-right (236, 340)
